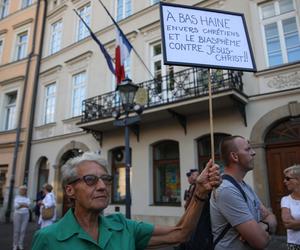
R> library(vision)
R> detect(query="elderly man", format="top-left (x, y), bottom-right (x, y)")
top-left (32, 152), bottom-right (220, 250)
top-left (210, 136), bottom-right (277, 250)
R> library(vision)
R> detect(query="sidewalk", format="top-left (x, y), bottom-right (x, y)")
top-left (0, 221), bottom-right (287, 250)
top-left (0, 221), bottom-right (39, 250)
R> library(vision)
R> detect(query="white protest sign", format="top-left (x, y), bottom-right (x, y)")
top-left (160, 2), bottom-right (256, 71)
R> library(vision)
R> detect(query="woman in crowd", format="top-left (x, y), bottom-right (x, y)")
top-left (13, 185), bottom-right (31, 250)
top-left (38, 183), bottom-right (56, 228)
top-left (32, 152), bottom-right (221, 250)
top-left (281, 164), bottom-right (300, 250)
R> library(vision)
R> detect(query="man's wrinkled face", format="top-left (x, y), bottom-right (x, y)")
top-left (66, 161), bottom-right (111, 212)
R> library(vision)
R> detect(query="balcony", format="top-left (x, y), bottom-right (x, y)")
top-left (78, 67), bottom-right (248, 134)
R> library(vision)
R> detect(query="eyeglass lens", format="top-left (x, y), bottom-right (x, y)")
top-left (284, 176), bottom-right (295, 181)
top-left (83, 175), bottom-right (113, 186)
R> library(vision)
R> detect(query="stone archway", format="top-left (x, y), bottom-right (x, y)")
top-left (250, 101), bottom-right (300, 231)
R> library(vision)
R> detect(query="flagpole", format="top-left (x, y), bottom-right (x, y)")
top-left (97, 0), bottom-right (155, 80)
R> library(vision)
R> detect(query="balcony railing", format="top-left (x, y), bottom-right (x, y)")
top-left (81, 67), bottom-right (243, 123)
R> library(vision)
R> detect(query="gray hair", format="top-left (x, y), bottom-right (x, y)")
top-left (61, 151), bottom-right (109, 188)
top-left (284, 164), bottom-right (300, 177)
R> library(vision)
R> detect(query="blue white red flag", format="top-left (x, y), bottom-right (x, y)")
top-left (74, 10), bottom-right (115, 76)
top-left (115, 28), bottom-right (132, 84)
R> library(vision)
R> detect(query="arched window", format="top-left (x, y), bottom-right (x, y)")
top-left (37, 157), bottom-right (49, 193)
top-left (153, 140), bottom-right (180, 206)
top-left (197, 133), bottom-right (230, 171)
top-left (265, 118), bottom-right (300, 144)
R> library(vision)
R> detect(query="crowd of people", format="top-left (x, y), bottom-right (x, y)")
top-left (11, 135), bottom-right (300, 250)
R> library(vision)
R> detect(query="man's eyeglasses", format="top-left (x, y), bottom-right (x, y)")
top-left (284, 176), bottom-right (296, 181)
top-left (69, 174), bottom-right (113, 186)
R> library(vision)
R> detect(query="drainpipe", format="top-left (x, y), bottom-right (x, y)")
top-left (23, 0), bottom-right (48, 185)
top-left (5, 0), bottom-right (45, 222)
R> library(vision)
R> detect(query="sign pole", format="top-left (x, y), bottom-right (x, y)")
top-left (208, 68), bottom-right (215, 164)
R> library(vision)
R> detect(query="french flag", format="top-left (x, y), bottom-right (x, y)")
top-left (115, 28), bottom-right (132, 84)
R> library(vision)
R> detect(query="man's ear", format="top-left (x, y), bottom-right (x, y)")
top-left (230, 152), bottom-right (238, 162)
top-left (65, 185), bottom-right (75, 198)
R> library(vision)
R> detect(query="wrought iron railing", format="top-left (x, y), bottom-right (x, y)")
top-left (81, 67), bottom-right (243, 123)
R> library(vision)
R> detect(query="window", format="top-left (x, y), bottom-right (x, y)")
top-left (111, 147), bottom-right (127, 204)
top-left (72, 71), bottom-right (86, 117)
top-left (44, 83), bottom-right (56, 124)
top-left (260, 0), bottom-right (300, 67)
top-left (197, 133), bottom-right (230, 172)
top-left (116, 0), bottom-right (131, 21)
top-left (151, 42), bottom-right (174, 93)
top-left (0, 0), bottom-right (9, 19)
top-left (77, 4), bottom-right (91, 41)
top-left (49, 20), bottom-right (62, 54)
top-left (37, 157), bottom-right (49, 193)
top-left (153, 141), bottom-right (181, 205)
top-left (21, 0), bottom-right (32, 8)
top-left (4, 92), bottom-right (17, 130)
top-left (0, 165), bottom-right (8, 205)
top-left (15, 32), bottom-right (28, 60)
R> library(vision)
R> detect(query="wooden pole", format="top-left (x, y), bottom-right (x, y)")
top-left (208, 68), bottom-right (215, 164)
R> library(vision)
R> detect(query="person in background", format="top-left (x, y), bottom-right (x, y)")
top-left (34, 190), bottom-right (45, 220)
top-left (32, 152), bottom-right (221, 250)
top-left (210, 135), bottom-right (277, 250)
top-left (281, 164), bottom-right (300, 250)
top-left (38, 183), bottom-right (56, 228)
top-left (184, 169), bottom-right (199, 210)
top-left (13, 185), bottom-right (31, 250)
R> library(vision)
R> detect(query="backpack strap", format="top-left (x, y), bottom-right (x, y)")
top-left (213, 174), bottom-right (248, 248)
top-left (222, 174), bottom-right (247, 202)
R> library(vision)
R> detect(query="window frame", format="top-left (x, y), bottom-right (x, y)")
top-left (21, 0), bottom-right (32, 9)
top-left (14, 31), bottom-right (28, 61)
top-left (49, 19), bottom-right (63, 55)
top-left (43, 83), bottom-right (56, 124)
top-left (71, 71), bottom-right (86, 117)
top-left (152, 140), bottom-right (181, 206)
top-left (0, 0), bottom-right (9, 19)
top-left (259, 0), bottom-right (300, 67)
top-left (76, 3), bottom-right (91, 41)
top-left (116, 0), bottom-right (131, 21)
top-left (3, 91), bottom-right (17, 131)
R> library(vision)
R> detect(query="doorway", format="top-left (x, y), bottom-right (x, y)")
top-left (265, 118), bottom-right (300, 234)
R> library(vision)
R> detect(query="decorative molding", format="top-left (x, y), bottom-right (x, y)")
top-left (12, 18), bottom-right (34, 30)
top-left (289, 101), bottom-right (300, 117)
top-left (266, 71), bottom-right (300, 90)
top-left (40, 65), bottom-right (62, 79)
top-left (0, 29), bottom-right (8, 35)
top-left (47, 4), bottom-right (68, 19)
top-left (0, 76), bottom-right (25, 86)
top-left (64, 51), bottom-right (93, 66)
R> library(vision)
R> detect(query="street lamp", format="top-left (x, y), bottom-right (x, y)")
top-left (113, 78), bottom-right (143, 219)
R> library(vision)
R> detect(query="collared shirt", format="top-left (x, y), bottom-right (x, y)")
top-left (32, 209), bottom-right (154, 250)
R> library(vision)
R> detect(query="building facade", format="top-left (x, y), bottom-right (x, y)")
top-left (28, 0), bottom-right (300, 234)
top-left (0, 0), bottom-right (46, 221)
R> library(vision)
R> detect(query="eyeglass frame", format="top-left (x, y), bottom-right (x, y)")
top-left (68, 174), bottom-right (113, 186)
top-left (284, 176), bottom-right (297, 181)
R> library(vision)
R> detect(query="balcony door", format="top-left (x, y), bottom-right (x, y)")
top-left (151, 42), bottom-right (174, 103)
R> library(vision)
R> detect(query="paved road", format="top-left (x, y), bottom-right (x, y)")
top-left (0, 221), bottom-right (287, 250)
